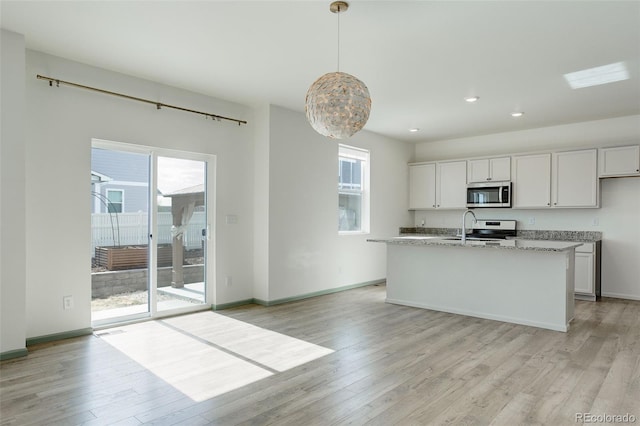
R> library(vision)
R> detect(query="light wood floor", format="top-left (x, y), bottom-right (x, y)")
top-left (2, 284), bottom-right (639, 425)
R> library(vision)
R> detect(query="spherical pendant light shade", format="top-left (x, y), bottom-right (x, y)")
top-left (305, 71), bottom-right (371, 139)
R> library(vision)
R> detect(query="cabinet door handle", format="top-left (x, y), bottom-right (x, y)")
top-left (487, 177), bottom-right (491, 181)
top-left (554, 202), bottom-right (557, 205)
top-left (432, 204), bottom-right (436, 208)
top-left (547, 203), bottom-right (550, 206)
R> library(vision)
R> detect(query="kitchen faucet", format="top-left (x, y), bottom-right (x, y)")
top-left (461, 209), bottom-right (477, 244)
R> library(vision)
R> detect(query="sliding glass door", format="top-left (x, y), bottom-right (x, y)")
top-left (155, 156), bottom-right (207, 312)
top-left (91, 141), bottom-right (213, 326)
top-left (91, 147), bottom-right (151, 323)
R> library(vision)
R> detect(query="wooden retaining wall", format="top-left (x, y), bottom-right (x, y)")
top-left (95, 245), bottom-right (173, 270)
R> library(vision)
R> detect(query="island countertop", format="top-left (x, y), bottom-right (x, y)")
top-left (382, 237), bottom-right (576, 331)
top-left (368, 236), bottom-right (582, 252)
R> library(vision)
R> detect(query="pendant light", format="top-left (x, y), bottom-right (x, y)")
top-left (305, 1), bottom-right (371, 139)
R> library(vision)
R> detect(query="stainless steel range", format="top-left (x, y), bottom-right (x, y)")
top-left (468, 219), bottom-right (517, 240)
top-left (442, 219), bottom-right (517, 242)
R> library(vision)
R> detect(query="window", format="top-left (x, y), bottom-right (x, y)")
top-left (106, 189), bottom-right (124, 213)
top-left (338, 145), bottom-right (369, 233)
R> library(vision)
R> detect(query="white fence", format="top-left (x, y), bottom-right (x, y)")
top-left (91, 211), bottom-right (206, 254)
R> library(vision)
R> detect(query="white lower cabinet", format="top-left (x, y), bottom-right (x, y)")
top-left (575, 252), bottom-right (593, 294)
top-left (574, 242), bottom-right (601, 301)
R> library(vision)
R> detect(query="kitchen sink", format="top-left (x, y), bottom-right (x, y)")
top-left (395, 236), bottom-right (440, 240)
top-left (441, 237), bottom-right (503, 242)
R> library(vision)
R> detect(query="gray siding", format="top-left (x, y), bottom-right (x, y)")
top-left (91, 148), bottom-right (149, 182)
top-left (91, 148), bottom-right (150, 213)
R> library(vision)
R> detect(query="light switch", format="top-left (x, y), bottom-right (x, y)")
top-left (63, 295), bottom-right (74, 310)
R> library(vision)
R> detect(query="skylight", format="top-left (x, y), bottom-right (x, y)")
top-left (564, 62), bottom-right (629, 89)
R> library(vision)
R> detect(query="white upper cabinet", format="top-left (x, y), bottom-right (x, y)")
top-left (437, 161), bottom-right (467, 209)
top-left (512, 154), bottom-right (551, 208)
top-left (412, 148), bottom-right (600, 211)
top-left (552, 149), bottom-right (598, 208)
top-left (408, 161), bottom-right (466, 210)
top-left (490, 157), bottom-right (512, 182)
top-left (513, 150), bottom-right (598, 209)
top-left (467, 157), bottom-right (511, 183)
top-left (598, 145), bottom-right (640, 177)
top-left (409, 163), bottom-right (436, 209)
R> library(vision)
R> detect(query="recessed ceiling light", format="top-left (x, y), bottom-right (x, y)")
top-left (511, 112), bottom-right (524, 118)
top-left (564, 62), bottom-right (629, 89)
top-left (409, 128), bottom-right (420, 133)
top-left (464, 96), bottom-right (479, 103)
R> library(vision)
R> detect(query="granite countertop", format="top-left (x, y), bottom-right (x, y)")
top-left (399, 227), bottom-right (602, 243)
top-left (368, 235), bottom-right (583, 252)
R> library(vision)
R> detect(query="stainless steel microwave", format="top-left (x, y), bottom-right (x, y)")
top-left (466, 182), bottom-right (511, 208)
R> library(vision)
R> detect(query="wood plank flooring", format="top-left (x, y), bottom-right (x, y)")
top-left (1, 283), bottom-right (639, 425)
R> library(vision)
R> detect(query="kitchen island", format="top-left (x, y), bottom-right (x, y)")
top-left (369, 236), bottom-right (581, 332)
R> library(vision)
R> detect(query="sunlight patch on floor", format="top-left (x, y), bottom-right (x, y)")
top-left (164, 311), bottom-right (335, 372)
top-left (99, 311), bottom-right (334, 402)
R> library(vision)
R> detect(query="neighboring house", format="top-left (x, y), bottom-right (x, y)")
top-left (91, 148), bottom-right (150, 213)
top-left (91, 150), bottom-right (206, 250)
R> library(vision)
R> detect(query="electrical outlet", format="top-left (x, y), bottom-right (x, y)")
top-left (225, 276), bottom-right (232, 287)
top-left (528, 217), bottom-right (536, 225)
top-left (592, 218), bottom-right (600, 226)
top-left (63, 295), bottom-right (74, 310)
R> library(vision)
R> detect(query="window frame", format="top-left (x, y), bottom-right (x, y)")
top-left (338, 144), bottom-right (370, 235)
top-left (106, 189), bottom-right (124, 213)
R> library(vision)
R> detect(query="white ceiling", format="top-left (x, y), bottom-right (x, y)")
top-left (2, 1), bottom-right (639, 143)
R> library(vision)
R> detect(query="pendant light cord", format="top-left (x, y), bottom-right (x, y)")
top-left (337, 3), bottom-right (341, 72)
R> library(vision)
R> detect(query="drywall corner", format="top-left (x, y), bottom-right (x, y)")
top-left (0, 29), bottom-right (27, 355)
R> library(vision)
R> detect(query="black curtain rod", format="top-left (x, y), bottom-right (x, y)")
top-left (36, 74), bottom-right (247, 126)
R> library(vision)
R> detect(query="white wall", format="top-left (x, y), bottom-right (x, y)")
top-left (416, 115), bottom-right (640, 161)
top-left (4, 40), bottom-right (414, 342)
top-left (266, 105), bottom-right (413, 301)
top-left (253, 104), bottom-right (270, 302)
top-left (13, 35), bottom-right (635, 345)
top-left (24, 51), bottom-right (254, 338)
top-left (0, 30), bottom-right (27, 355)
top-left (413, 116), bottom-right (640, 300)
